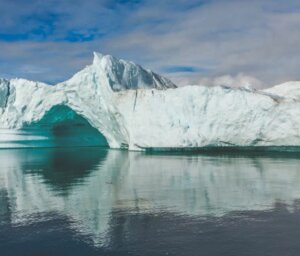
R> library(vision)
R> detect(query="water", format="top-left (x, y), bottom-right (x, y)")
top-left (0, 147), bottom-right (300, 256)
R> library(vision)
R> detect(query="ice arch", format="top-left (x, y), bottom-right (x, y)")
top-left (8, 105), bottom-right (109, 148)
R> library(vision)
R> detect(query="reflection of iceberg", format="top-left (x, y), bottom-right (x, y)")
top-left (1, 149), bottom-right (300, 245)
top-left (0, 53), bottom-right (300, 150)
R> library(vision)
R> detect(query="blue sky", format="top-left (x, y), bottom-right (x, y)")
top-left (1, 0), bottom-right (300, 87)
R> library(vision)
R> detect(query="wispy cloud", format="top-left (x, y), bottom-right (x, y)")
top-left (1, 0), bottom-right (300, 88)
top-left (161, 66), bottom-right (204, 73)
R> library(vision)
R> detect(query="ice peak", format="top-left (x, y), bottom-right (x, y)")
top-left (92, 52), bottom-right (107, 66)
top-left (93, 51), bottom-right (103, 59)
top-left (91, 52), bottom-right (177, 91)
top-left (93, 52), bottom-right (121, 65)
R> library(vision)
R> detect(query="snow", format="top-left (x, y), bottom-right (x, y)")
top-left (0, 52), bottom-right (299, 150)
top-left (263, 81), bottom-right (300, 101)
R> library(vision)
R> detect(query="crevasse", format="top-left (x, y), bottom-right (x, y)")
top-left (0, 52), bottom-right (299, 150)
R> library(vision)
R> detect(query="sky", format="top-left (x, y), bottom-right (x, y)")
top-left (1, 0), bottom-right (300, 88)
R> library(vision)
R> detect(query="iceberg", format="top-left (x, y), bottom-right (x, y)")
top-left (0, 52), bottom-right (299, 150)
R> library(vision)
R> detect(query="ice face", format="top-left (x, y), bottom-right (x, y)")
top-left (0, 52), bottom-right (299, 150)
top-left (0, 79), bottom-right (9, 109)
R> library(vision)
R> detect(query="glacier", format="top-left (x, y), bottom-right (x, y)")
top-left (0, 52), bottom-right (299, 150)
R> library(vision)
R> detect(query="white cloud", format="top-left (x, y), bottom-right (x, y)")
top-left (166, 72), bottom-right (264, 89)
top-left (99, 0), bottom-right (300, 88)
top-left (196, 74), bottom-right (264, 89)
top-left (1, 0), bottom-right (300, 88)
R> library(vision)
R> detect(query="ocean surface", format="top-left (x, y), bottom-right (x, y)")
top-left (0, 147), bottom-right (300, 256)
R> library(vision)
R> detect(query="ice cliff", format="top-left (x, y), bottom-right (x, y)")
top-left (0, 52), bottom-right (299, 150)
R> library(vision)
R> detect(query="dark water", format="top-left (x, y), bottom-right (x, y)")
top-left (1, 148), bottom-right (300, 256)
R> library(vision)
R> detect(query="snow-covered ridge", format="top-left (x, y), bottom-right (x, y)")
top-left (263, 81), bottom-right (300, 101)
top-left (0, 52), bottom-right (299, 150)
